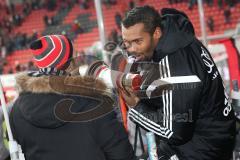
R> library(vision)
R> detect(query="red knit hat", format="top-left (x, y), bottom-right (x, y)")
top-left (30, 35), bottom-right (73, 70)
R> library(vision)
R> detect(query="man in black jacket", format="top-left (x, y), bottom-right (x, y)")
top-left (120, 5), bottom-right (236, 160)
top-left (10, 35), bottom-right (135, 160)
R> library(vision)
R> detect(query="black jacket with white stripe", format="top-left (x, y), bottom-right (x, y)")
top-left (128, 8), bottom-right (236, 160)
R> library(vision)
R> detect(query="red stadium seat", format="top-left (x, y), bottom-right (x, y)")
top-left (2, 0), bottom-right (240, 74)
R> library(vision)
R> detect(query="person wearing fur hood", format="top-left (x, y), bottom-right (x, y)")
top-left (9, 35), bottom-right (136, 160)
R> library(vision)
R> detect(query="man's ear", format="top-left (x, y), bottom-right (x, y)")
top-left (153, 27), bottom-right (161, 39)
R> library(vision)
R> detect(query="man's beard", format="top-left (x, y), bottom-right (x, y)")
top-left (138, 37), bottom-right (155, 62)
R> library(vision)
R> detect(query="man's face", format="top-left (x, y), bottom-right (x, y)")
top-left (121, 23), bottom-right (160, 61)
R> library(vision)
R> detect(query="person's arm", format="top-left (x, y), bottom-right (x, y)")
top-left (123, 44), bottom-right (208, 145)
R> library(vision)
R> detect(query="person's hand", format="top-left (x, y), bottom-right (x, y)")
top-left (119, 87), bottom-right (140, 108)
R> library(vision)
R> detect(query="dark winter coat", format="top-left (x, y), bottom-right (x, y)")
top-left (128, 8), bottom-right (236, 160)
top-left (10, 73), bottom-right (135, 160)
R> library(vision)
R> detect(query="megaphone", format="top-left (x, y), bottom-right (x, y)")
top-left (101, 41), bottom-right (201, 99)
top-left (86, 60), bottom-right (142, 91)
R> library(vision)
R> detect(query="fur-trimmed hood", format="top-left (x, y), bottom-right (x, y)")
top-left (12, 73), bottom-right (113, 129)
top-left (15, 72), bottom-right (109, 96)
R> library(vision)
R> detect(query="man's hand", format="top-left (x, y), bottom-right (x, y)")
top-left (119, 87), bottom-right (140, 108)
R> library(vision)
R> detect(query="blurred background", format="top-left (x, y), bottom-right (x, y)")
top-left (0, 0), bottom-right (239, 114)
top-left (0, 0), bottom-right (239, 108)
top-left (0, 0), bottom-right (240, 159)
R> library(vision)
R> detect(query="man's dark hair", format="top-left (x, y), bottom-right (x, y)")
top-left (122, 5), bottom-right (162, 34)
